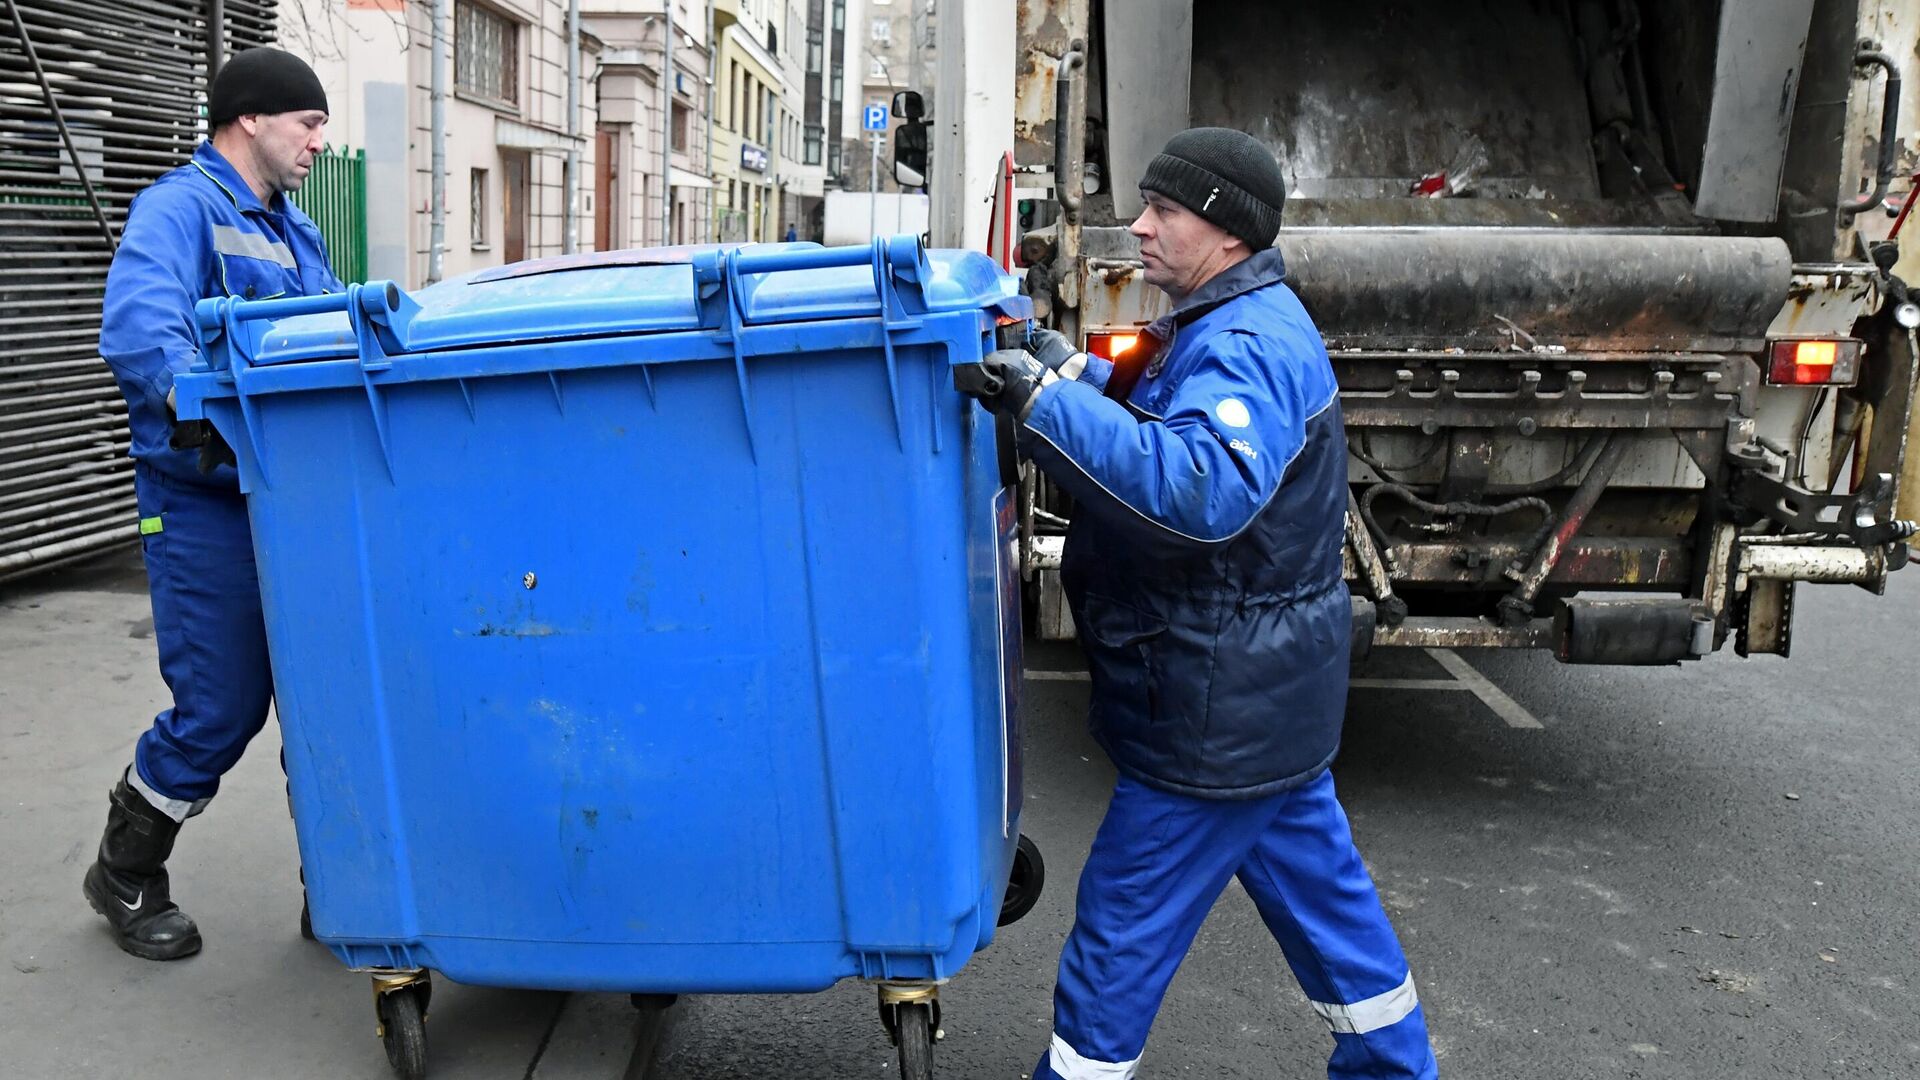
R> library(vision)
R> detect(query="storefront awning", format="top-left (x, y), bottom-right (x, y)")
top-left (670, 166), bottom-right (714, 190)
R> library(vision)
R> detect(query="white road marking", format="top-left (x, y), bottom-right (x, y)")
top-left (1423, 648), bottom-right (1545, 729)
top-left (1349, 678), bottom-right (1470, 692)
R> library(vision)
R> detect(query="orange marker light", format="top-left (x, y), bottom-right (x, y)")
top-left (1084, 332), bottom-right (1140, 360)
top-left (1766, 338), bottom-right (1861, 386)
top-left (1795, 340), bottom-right (1837, 368)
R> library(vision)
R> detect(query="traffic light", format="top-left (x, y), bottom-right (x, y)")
top-left (892, 90), bottom-right (929, 189)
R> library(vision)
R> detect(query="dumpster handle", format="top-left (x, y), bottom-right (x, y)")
top-left (691, 237), bottom-right (933, 458)
top-left (192, 281), bottom-right (415, 365)
top-left (722, 235), bottom-right (927, 285)
top-left (692, 236), bottom-right (932, 327)
top-left (186, 282), bottom-right (417, 487)
top-left (345, 281), bottom-right (403, 481)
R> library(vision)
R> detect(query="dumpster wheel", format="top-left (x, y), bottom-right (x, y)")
top-left (894, 1001), bottom-right (935, 1080)
top-left (878, 984), bottom-right (939, 1080)
top-left (998, 834), bottom-right (1045, 927)
top-left (373, 971), bottom-right (431, 1079)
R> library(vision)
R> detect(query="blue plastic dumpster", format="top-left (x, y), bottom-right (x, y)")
top-left (171, 238), bottom-right (1039, 1079)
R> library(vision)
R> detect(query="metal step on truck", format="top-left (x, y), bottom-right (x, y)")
top-left (988, 0), bottom-right (1920, 663)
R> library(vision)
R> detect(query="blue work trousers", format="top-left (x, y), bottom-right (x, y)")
top-left (1033, 771), bottom-right (1438, 1080)
top-left (130, 464), bottom-right (274, 805)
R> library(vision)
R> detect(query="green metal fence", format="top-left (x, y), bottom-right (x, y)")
top-left (291, 145), bottom-right (368, 284)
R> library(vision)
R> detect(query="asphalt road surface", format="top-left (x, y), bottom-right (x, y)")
top-left (649, 570), bottom-right (1919, 1080)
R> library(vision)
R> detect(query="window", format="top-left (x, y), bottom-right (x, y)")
top-left (730, 62), bottom-right (740, 131)
top-left (832, 0), bottom-right (844, 31)
top-left (869, 55), bottom-right (887, 80)
top-left (805, 124), bottom-right (823, 166)
top-left (671, 103), bottom-right (689, 153)
top-left (455, 1), bottom-right (518, 106)
top-left (767, 22), bottom-right (777, 54)
top-left (870, 17), bottom-right (890, 42)
top-left (828, 140), bottom-right (841, 178)
top-left (807, 28), bottom-right (822, 73)
top-left (830, 64), bottom-right (842, 104)
top-left (470, 168), bottom-right (489, 247)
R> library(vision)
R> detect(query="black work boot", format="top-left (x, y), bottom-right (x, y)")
top-left (82, 774), bottom-right (203, 961)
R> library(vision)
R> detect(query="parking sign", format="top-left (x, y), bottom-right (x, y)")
top-left (863, 103), bottom-right (888, 131)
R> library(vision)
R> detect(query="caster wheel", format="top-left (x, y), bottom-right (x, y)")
top-left (998, 834), bottom-right (1045, 926)
top-left (894, 1001), bottom-right (935, 1080)
top-left (376, 982), bottom-right (430, 1079)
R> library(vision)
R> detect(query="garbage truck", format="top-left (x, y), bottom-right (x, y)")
top-left (958, 0), bottom-right (1920, 663)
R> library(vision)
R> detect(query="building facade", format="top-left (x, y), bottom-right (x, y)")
top-left (800, 0), bottom-right (850, 236)
top-left (709, 0), bottom-right (817, 242)
top-left (587, 0), bottom-right (716, 248)
top-left (289, 0), bottom-right (607, 285)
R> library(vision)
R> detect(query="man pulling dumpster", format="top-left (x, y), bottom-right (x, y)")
top-left (960, 128), bottom-right (1439, 1078)
top-left (83, 47), bottom-right (341, 961)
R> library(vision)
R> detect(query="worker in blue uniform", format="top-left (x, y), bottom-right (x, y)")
top-left (961, 128), bottom-right (1439, 1079)
top-left (83, 47), bottom-right (341, 961)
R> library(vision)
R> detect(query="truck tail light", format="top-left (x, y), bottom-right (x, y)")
top-left (1766, 338), bottom-right (1862, 386)
top-left (1083, 331), bottom-right (1139, 360)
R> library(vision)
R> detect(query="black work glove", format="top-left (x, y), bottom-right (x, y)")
top-left (169, 419), bottom-right (236, 474)
top-left (1025, 326), bottom-right (1098, 381)
top-left (954, 348), bottom-right (1056, 421)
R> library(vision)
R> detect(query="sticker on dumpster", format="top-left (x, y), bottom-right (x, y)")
top-left (995, 487), bottom-right (1023, 837)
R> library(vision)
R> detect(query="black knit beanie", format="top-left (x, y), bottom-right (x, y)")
top-left (209, 48), bottom-right (328, 125)
top-left (1139, 128), bottom-right (1286, 249)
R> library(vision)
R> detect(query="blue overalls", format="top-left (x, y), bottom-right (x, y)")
top-left (1016, 249), bottom-right (1438, 1079)
top-left (99, 141), bottom-right (341, 816)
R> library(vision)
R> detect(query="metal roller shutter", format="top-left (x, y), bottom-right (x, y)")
top-left (1, 0), bottom-right (277, 582)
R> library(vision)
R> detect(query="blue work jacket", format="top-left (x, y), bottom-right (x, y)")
top-left (1022, 249), bottom-right (1351, 799)
top-left (101, 141), bottom-right (341, 488)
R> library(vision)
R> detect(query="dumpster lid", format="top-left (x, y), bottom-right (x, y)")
top-left (237, 241), bottom-right (1024, 366)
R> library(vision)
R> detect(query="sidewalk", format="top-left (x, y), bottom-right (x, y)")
top-left (0, 551), bottom-right (655, 1080)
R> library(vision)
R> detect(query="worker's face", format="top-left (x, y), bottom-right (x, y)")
top-left (1130, 190), bottom-right (1245, 301)
top-left (239, 110), bottom-right (329, 195)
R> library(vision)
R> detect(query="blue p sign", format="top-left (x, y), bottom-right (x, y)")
top-left (864, 103), bottom-right (888, 131)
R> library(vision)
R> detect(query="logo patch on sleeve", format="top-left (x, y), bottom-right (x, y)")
top-left (1216, 398), bottom-right (1252, 428)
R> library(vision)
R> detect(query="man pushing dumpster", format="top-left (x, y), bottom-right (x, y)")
top-left (960, 128), bottom-right (1440, 1079)
top-left (83, 47), bottom-right (341, 961)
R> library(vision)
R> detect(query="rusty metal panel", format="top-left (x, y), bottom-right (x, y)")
top-left (1861, 323), bottom-right (1917, 511)
top-left (1693, 0), bottom-right (1819, 221)
top-left (1835, 0), bottom-right (1920, 253)
top-left (1384, 538), bottom-right (1693, 589)
top-left (1780, 0), bottom-right (1919, 260)
top-left (1767, 264), bottom-right (1881, 336)
top-left (1075, 253), bottom-right (1167, 334)
top-left (1012, 0), bottom-right (1087, 172)
top-left (1738, 578), bottom-right (1795, 656)
top-left (1370, 617), bottom-right (1555, 650)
